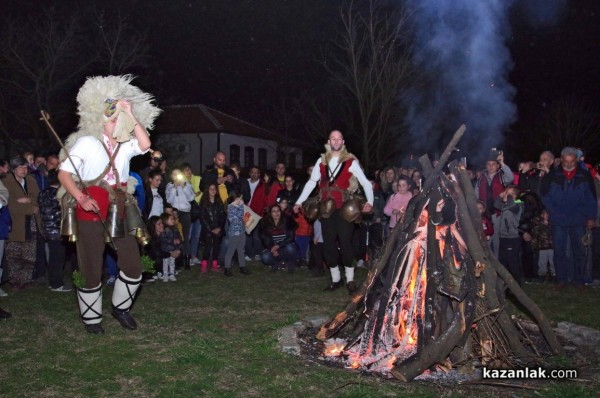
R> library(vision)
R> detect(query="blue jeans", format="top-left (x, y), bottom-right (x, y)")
top-left (552, 225), bottom-right (586, 284)
top-left (105, 250), bottom-right (118, 278)
top-left (245, 228), bottom-right (262, 258)
top-left (260, 243), bottom-right (298, 268)
top-left (295, 236), bottom-right (310, 261)
top-left (189, 219), bottom-right (202, 258)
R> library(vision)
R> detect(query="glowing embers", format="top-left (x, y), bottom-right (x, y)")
top-left (323, 338), bottom-right (346, 357)
top-left (321, 208), bottom-right (431, 375)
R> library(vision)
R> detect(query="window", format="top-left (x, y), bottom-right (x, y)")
top-left (277, 149), bottom-right (285, 164)
top-left (244, 146), bottom-right (254, 168)
top-left (288, 152), bottom-right (296, 169)
top-left (258, 148), bottom-right (267, 170)
top-left (230, 144), bottom-right (240, 164)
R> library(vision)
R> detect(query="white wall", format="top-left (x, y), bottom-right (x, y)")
top-left (153, 132), bottom-right (303, 173)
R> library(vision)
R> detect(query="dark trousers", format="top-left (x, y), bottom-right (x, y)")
top-left (178, 211), bottom-right (191, 256)
top-left (321, 210), bottom-right (354, 269)
top-left (309, 242), bottom-right (326, 271)
top-left (202, 232), bottom-right (222, 262)
top-left (498, 237), bottom-right (523, 283)
top-left (76, 221), bottom-right (141, 289)
top-left (553, 225), bottom-right (586, 284)
top-left (47, 239), bottom-right (66, 289)
top-left (33, 232), bottom-right (47, 279)
top-left (245, 228), bottom-right (262, 258)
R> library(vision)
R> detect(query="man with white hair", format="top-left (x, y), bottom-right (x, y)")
top-left (541, 146), bottom-right (597, 288)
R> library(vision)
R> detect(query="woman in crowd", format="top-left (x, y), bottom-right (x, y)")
top-left (249, 169), bottom-right (282, 217)
top-left (259, 204), bottom-right (298, 272)
top-left (3, 157), bottom-right (40, 289)
top-left (199, 183), bottom-right (226, 273)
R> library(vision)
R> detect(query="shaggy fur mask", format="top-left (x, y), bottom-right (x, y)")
top-left (63, 75), bottom-right (161, 152)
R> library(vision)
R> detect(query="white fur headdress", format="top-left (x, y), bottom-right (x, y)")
top-left (64, 75), bottom-right (161, 150)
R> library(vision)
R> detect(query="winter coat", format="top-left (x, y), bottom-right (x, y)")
top-left (541, 166), bottom-right (597, 227)
top-left (38, 186), bottom-right (62, 241)
top-left (383, 192), bottom-right (412, 229)
top-left (494, 196), bottom-right (524, 239)
top-left (3, 174), bottom-right (40, 242)
top-left (249, 182), bottom-right (282, 216)
top-left (259, 216), bottom-right (296, 249)
top-left (200, 200), bottom-right (226, 235)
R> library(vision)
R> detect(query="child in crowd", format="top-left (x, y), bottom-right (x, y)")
top-left (531, 209), bottom-right (555, 282)
top-left (224, 191), bottom-right (250, 277)
top-left (309, 219), bottom-right (325, 276)
top-left (293, 206), bottom-right (312, 267)
top-left (200, 183), bottom-right (226, 273)
top-left (383, 176), bottom-right (413, 231)
top-left (494, 185), bottom-right (524, 284)
top-left (476, 200), bottom-right (494, 242)
top-left (159, 212), bottom-right (182, 282)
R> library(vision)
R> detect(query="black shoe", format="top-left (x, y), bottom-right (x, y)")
top-left (224, 268), bottom-right (233, 277)
top-left (0, 307), bottom-right (11, 319)
top-left (111, 308), bottom-right (137, 330)
top-left (324, 281), bottom-right (344, 291)
top-left (239, 267), bottom-right (251, 275)
top-left (84, 323), bottom-right (104, 334)
top-left (347, 281), bottom-right (357, 294)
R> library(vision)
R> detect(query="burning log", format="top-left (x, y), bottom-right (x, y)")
top-left (316, 125), bottom-right (564, 381)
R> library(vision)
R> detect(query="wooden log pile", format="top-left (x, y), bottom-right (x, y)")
top-left (317, 126), bottom-right (564, 381)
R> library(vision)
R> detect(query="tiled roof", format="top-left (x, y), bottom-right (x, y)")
top-left (154, 104), bottom-right (280, 142)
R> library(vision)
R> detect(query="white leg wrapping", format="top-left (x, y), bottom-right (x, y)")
top-left (330, 266), bottom-right (341, 283)
top-left (345, 266), bottom-right (355, 283)
top-left (77, 283), bottom-right (103, 325)
top-left (112, 271), bottom-right (142, 313)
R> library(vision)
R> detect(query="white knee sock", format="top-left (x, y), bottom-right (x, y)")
top-left (345, 266), bottom-right (355, 283)
top-left (330, 266), bottom-right (341, 283)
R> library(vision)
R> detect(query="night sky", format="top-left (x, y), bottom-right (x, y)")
top-left (4, 0), bottom-right (600, 164)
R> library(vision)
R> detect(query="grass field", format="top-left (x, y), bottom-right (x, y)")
top-left (0, 263), bottom-right (598, 398)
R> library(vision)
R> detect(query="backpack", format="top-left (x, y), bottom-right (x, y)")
top-left (0, 206), bottom-right (13, 240)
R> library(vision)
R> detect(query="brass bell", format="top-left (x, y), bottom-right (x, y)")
top-left (137, 229), bottom-right (151, 246)
top-left (303, 201), bottom-right (320, 222)
top-left (107, 202), bottom-right (125, 238)
top-left (319, 198), bottom-right (336, 219)
top-left (125, 201), bottom-right (146, 235)
top-left (60, 207), bottom-right (79, 242)
top-left (341, 198), bottom-right (362, 223)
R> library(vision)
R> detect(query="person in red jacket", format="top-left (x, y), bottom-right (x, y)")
top-left (475, 149), bottom-right (514, 257)
top-left (248, 169), bottom-right (282, 217)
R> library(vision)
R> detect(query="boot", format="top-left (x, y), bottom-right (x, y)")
top-left (200, 260), bottom-right (208, 273)
top-left (183, 255), bottom-right (191, 270)
top-left (77, 283), bottom-right (104, 334)
top-left (163, 261), bottom-right (169, 282)
top-left (169, 262), bottom-right (177, 281)
top-left (111, 272), bottom-right (142, 330)
top-left (211, 260), bottom-right (219, 272)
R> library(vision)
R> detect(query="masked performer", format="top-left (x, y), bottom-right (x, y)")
top-left (58, 75), bottom-right (161, 334)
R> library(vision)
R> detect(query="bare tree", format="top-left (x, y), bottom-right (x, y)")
top-left (0, 6), bottom-right (150, 152)
top-left (537, 96), bottom-right (600, 155)
top-left (320, 0), bottom-right (414, 171)
top-left (92, 8), bottom-right (150, 75)
top-left (0, 9), bottom-right (90, 148)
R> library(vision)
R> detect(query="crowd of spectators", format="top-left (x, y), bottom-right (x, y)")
top-left (0, 144), bottom-right (598, 320)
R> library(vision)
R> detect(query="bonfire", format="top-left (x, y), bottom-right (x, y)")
top-left (316, 126), bottom-right (563, 381)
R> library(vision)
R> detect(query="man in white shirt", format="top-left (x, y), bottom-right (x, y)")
top-left (294, 130), bottom-right (373, 294)
top-left (58, 75), bottom-right (160, 334)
